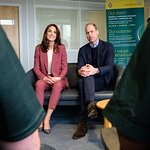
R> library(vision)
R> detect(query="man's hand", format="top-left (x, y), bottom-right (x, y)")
top-left (78, 64), bottom-right (99, 77)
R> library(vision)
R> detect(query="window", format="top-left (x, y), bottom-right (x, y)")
top-left (36, 8), bottom-right (79, 51)
top-left (36, 2), bottom-right (106, 62)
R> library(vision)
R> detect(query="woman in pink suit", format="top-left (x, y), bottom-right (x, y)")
top-left (34, 24), bottom-right (68, 134)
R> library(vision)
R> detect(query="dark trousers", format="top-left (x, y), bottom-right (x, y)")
top-left (78, 75), bottom-right (106, 122)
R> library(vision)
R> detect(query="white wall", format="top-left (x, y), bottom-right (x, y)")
top-left (0, 0), bottom-right (35, 71)
top-left (0, 0), bottom-right (150, 72)
top-left (0, 0), bottom-right (105, 72)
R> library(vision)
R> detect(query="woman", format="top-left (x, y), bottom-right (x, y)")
top-left (34, 24), bottom-right (68, 134)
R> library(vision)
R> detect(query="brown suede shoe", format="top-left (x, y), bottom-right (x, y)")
top-left (72, 122), bottom-right (87, 140)
top-left (87, 101), bottom-right (98, 119)
top-left (101, 127), bottom-right (150, 150)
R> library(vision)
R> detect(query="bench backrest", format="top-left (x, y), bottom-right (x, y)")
top-left (26, 63), bottom-right (124, 90)
top-left (67, 63), bottom-right (78, 88)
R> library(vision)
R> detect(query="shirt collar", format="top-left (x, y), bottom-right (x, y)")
top-left (90, 39), bottom-right (99, 48)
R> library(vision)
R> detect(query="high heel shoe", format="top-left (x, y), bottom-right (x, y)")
top-left (43, 128), bottom-right (51, 134)
top-left (38, 127), bottom-right (43, 132)
top-left (43, 118), bottom-right (51, 134)
top-left (38, 121), bottom-right (44, 132)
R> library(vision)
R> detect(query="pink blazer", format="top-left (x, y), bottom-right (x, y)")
top-left (33, 44), bottom-right (69, 87)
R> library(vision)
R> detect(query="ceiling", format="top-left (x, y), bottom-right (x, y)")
top-left (66, 0), bottom-right (149, 5)
top-left (65, 0), bottom-right (105, 2)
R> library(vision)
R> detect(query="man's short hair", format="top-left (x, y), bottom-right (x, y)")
top-left (85, 23), bottom-right (98, 30)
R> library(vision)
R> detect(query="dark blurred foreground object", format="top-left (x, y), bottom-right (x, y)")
top-left (101, 127), bottom-right (150, 150)
top-left (0, 25), bottom-right (45, 150)
top-left (101, 20), bottom-right (150, 149)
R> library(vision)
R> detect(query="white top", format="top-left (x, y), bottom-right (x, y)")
top-left (47, 49), bottom-right (53, 75)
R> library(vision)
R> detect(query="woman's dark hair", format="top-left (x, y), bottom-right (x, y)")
top-left (147, 17), bottom-right (150, 23)
top-left (41, 24), bottom-right (62, 53)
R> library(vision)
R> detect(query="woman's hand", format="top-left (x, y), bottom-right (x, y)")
top-left (43, 76), bottom-right (61, 85)
top-left (50, 76), bottom-right (61, 83)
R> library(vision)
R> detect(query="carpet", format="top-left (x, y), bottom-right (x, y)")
top-left (40, 122), bottom-right (105, 150)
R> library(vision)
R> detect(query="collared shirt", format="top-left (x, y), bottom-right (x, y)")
top-left (90, 39), bottom-right (99, 48)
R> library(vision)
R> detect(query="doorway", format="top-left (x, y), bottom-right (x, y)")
top-left (0, 6), bottom-right (20, 57)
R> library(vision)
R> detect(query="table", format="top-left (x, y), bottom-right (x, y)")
top-left (96, 99), bottom-right (112, 128)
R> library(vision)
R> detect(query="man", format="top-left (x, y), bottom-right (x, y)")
top-left (101, 19), bottom-right (150, 149)
top-left (0, 25), bottom-right (53, 150)
top-left (72, 23), bottom-right (114, 139)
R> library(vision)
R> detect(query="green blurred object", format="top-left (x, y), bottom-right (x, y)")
top-left (0, 25), bottom-right (45, 142)
top-left (103, 23), bottom-right (150, 142)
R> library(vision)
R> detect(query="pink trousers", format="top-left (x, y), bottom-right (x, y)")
top-left (35, 79), bottom-right (67, 110)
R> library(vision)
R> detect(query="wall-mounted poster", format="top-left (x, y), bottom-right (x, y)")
top-left (106, 0), bottom-right (144, 68)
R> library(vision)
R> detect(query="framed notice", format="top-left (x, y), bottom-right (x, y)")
top-left (106, 0), bottom-right (144, 68)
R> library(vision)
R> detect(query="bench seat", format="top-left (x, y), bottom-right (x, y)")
top-left (26, 63), bottom-right (124, 106)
